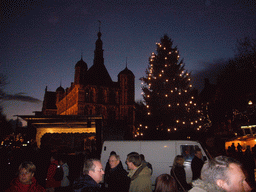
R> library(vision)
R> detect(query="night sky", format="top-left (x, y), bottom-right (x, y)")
top-left (1, 0), bottom-right (256, 122)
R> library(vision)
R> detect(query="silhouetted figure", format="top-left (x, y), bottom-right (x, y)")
top-left (191, 149), bottom-right (204, 181)
top-left (230, 143), bottom-right (236, 154)
top-left (252, 144), bottom-right (256, 156)
top-left (243, 146), bottom-right (255, 188)
top-left (237, 143), bottom-right (243, 153)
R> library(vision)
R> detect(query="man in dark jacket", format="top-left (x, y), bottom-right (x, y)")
top-left (73, 158), bottom-right (104, 192)
top-left (191, 149), bottom-right (204, 181)
top-left (104, 154), bottom-right (130, 192)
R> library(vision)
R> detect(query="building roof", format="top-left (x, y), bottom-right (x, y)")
top-left (85, 30), bottom-right (113, 86)
top-left (44, 91), bottom-right (57, 109)
top-left (118, 66), bottom-right (135, 77)
top-left (75, 58), bottom-right (88, 69)
top-left (86, 62), bottom-right (113, 86)
top-left (56, 86), bottom-right (64, 93)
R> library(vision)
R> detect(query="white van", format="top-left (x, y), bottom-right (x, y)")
top-left (100, 140), bottom-right (210, 185)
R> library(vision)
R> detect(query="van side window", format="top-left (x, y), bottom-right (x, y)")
top-left (181, 145), bottom-right (200, 161)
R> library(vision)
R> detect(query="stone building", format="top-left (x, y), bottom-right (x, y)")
top-left (21, 30), bottom-right (135, 151)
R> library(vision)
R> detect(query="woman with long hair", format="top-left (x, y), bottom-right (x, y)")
top-left (171, 155), bottom-right (192, 192)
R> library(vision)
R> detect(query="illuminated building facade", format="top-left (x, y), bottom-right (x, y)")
top-left (21, 30), bottom-right (135, 150)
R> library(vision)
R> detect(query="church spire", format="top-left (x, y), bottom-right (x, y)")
top-left (94, 21), bottom-right (104, 66)
top-left (98, 20), bottom-right (101, 32)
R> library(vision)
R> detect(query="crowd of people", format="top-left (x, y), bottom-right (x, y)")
top-left (2, 145), bottom-right (255, 192)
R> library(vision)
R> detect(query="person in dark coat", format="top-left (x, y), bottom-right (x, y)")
top-left (104, 151), bottom-right (116, 186)
top-left (73, 158), bottom-right (104, 192)
top-left (171, 155), bottom-right (191, 192)
top-left (104, 154), bottom-right (130, 192)
top-left (46, 153), bottom-right (61, 192)
top-left (191, 149), bottom-right (204, 181)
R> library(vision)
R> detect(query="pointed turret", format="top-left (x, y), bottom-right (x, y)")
top-left (118, 61), bottom-right (135, 105)
top-left (74, 57), bottom-right (88, 85)
top-left (86, 28), bottom-right (113, 86)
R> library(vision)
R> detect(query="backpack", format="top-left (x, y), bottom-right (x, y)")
top-left (53, 164), bottom-right (64, 181)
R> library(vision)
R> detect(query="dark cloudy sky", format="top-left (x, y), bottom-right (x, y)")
top-left (1, 0), bottom-right (256, 122)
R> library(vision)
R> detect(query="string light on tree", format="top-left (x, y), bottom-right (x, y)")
top-left (140, 35), bottom-right (204, 138)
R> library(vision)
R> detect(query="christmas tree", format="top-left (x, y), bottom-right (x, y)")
top-left (140, 35), bottom-right (203, 138)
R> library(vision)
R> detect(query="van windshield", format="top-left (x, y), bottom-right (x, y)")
top-left (180, 144), bottom-right (212, 161)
